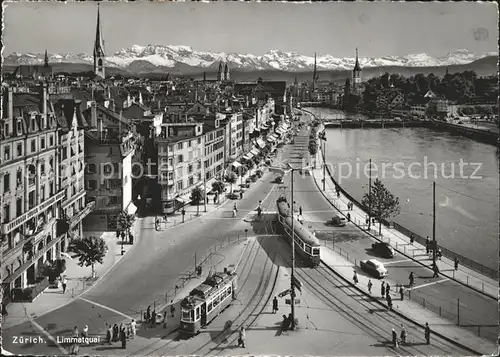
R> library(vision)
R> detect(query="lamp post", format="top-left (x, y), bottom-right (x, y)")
top-left (244, 228), bottom-right (248, 240)
top-left (368, 158), bottom-right (372, 231)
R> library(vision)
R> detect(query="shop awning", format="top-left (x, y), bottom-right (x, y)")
top-left (250, 147), bottom-right (260, 156)
top-left (256, 139), bottom-right (266, 148)
top-left (175, 192), bottom-right (192, 204)
top-left (126, 201), bottom-right (138, 216)
top-left (232, 161), bottom-right (242, 168)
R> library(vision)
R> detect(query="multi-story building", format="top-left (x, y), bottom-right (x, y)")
top-left (1, 85), bottom-right (67, 296)
top-left (82, 103), bottom-right (137, 231)
top-left (53, 98), bottom-right (94, 243)
top-left (156, 122), bottom-right (205, 214)
top-left (203, 118), bottom-right (225, 182)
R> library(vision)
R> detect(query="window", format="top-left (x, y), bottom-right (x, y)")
top-left (16, 198), bottom-right (22, 217)
top-left (2, 205), bottom-right (10, 223)
top-left (49, 157), bottom-right (54, 171)
top-left (189, 176), bottom-right (194, 186)
top-left (188, 140), bottom-right (192, 147)
top-left (109, 196), bottom-right (118, 204)
top-left (87, 180), bottom-right (97, 190)
top-left (40, 163), bottom-right (45, 175)
top-left (16, 170), bottom-right (22, 187)
top-left (28, 191), bottom-right (35, 209)
top-left (16, 143), bottom-right (22, 157)
top-left (177, 143), bottom-right (183, 150)
top-left (17, 120), bottom-right (22, 134)
top-left (4, 146), bottom-right (10, 161)
top-left (177, 155), bottom-right (183, 163)
top-left (49, 181), bottom-right (54, 196)
top-left (49, 135), bottom-right (54, 147)
top-left (188, 165), bottom-right (193, 174)
top-left (207, 301), bottom-right (213, 312)
top-left (109, 179), bottom-right (121, 188)
top-left (31, 140), bottom-right (36, 153)
top-left (197, 137), bottom-right (201, 145)
top-left (4, 123), bottom-right (9, 135)
top-left (41, 138), bottom-right (46, 150)
top-left (41, 185), bottom-right (45, 201)
top-left (87, 163), bottom-right (96, 174)
top-left (176, 181), bottom-right (183, 191)
top-left (3, 173), bottom-right (10, 193)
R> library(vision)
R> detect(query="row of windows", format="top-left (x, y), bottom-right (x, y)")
top-left (176, 137), bottom-right (202, 151)
top-left (207, 285), bottom-right (232, 313)
top-left (2, 181), bottom-right (56, 223)
top-left (2, 134), bottom-right (56, 162)
top-left (86, 178), bottom-right (124, 190)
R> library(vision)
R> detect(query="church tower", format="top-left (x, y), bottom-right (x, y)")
top-left (44, 49), bottom-right (49, 67)
top-left (352, 48), bottom-right (362, 94)
top-left (312, 52), bottom-right (318, 91)
top-left (224, 62), bottom-right (230, 81)
top-left (217, 62), bottom-right (223, 81)
top-left (93, 3), bottom-right (106, 79)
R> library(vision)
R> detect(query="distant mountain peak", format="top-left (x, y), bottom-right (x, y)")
top-left (4, 45), bottom-right (498, 74)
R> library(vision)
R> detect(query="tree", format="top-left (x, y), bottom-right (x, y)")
top-left (308, 141), bottom-right (318, 156)
top-left (117, 211), bottom-right (135, 241)
top-left (211, 180), bottom-right (225, 195)
top-left (190, 186), bottom-right (204, 215)
top-left (224, 172), bottom-right (237, 193)
top-left (68, 236), bottom-right (108, 279)
top-left (361, 178), bottom-right (401, 236)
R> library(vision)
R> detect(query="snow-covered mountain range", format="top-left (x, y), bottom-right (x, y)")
top-left (4, 45), bottom-right (497, 73)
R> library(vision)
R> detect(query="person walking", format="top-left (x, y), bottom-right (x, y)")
top-left (399, 285), bottom-right (404, 301)
top-left (151, 309), bottom-right (156, 327)
top-left (163, 310), bottom-right (168, 328)
top-left (347, 212), bottom-right (351, 222)
top-left (410, 234), bottom-right (414, 245)
top-left (367, 279), bottom-right (373, 294)
top-left (120, 327), bottom-right (127, 349)
top-left (400, 324), bottom-right (407, 345)
top-left (353, 271), bottom-right (358, 285)
top-left (146, 305), bottom-right (151, 323)
top-left (454, 257), bottom-right (459, 271)
top-left (170, 300), bottom-right (175, 317)
top-left (424, 322), bottom-right (431, 345)
top-left (381, 281), bottom-right (386, 297)
top-left (385, 283), bottom-right (391, 298)
top-left (62, 276), bottom-right (67, 294)
top-left (233, 208), bottom-right (237, 218)
top-left (425, 237), bottom-right (430, 254)
top-left (272, 296), bottom-right (278, 314)
top-left (240, 191), bottom-right (243, 200)
top-left (432, 264), bottom-right (440, 278)
top-left (387, 294), bottom-right (393, 310)
top-left (437, 248), bottom-right (442, 260)
top-left (70, 326), bottom-right (79, 355)
top-left (81, 325), bottom-right (88, 338)
top-left (130, 319), bottom-right (136, 338)
top-left (113, 323), bottom-right (119, 342)
top-left (408, 272), bottom-right (414, 287)
top-left (299, 206), bottom-right (302, 216)
top-left (365, 215), bottom-right (369, 226)
top-left (392, 328), bottom-right (398, 348)
top-left (233, 203), bottom-right (238, 212)
top-left (238, 326), bottom-right (246, 348)
top-left (106, 325), bottom-right (112, 344)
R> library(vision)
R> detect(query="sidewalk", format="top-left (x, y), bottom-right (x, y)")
top-left (310, 142), bottom-right (497, 299)
top-left (2, 217), bottom-right (145, 330)
top-left (319, 246), bottom-right (497, 355)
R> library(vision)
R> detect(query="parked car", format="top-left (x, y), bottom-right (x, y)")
top-left (360, 259), bottom-right (388, 279)
top-left (371, 242), bottom-right (396, 258)
top-left (331, 215), bottom-right (346, 227)
top-left (227, 193), bottom-right (239, 200)
top-left (250, 175), bottom-right (258, 182)
top-left (240, 183), bottom-right (250, 189)
top-left (256, 170), bottom-right (264, 178)
top-left (275, 176), bottom-right (283, 184)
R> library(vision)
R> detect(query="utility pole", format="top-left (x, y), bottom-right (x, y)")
top-left (322, 139), bottom-right (326, 191)
top-left (368, 158), bottom-right (372, 231)
top-left (432, 181), bottom-right (437, 273)
top-left (203, 167), bottom-right (207, 212)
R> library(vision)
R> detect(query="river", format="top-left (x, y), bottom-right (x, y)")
top-left (304, 107), bottom-right (499, 270)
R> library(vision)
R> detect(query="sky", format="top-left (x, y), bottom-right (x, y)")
top-left (3, 1), bottom-right (498, 58)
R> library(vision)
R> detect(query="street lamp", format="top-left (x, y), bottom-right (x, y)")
top-left (269, 162), bottom-right (312, 331)
top-left (244, 229), bottom-right (248, 239)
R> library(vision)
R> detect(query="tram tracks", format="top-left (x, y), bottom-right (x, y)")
top-left (296, 262), bottom-right (467, 355)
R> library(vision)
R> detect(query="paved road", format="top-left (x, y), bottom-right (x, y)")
top-left (287, 114), bottom-right (498, 343)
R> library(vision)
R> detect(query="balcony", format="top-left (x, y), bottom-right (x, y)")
top-left (68, 201), bottom-right (95, 229)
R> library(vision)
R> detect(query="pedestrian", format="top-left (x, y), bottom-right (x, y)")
top-left (120, 327), bottom-right (127, 349)
top-left (70, 326), bottom-right (79, 355)
top-left (213, 195), bottom-right (217, 204)
top-left (425, 236), bottom-right (430, 254)
top-left (1, 302), bottom-right (7, 316)
top-left (151, 309), bottom-right (156, 327)
top-left (424, 322), bottom-right (431, 345)
top-left (238, 326), bottom-right (246, 348)
top-left (454, 257), bottom-right (459, 271)
top-left (113, 323), bottom-right (119, 342)
top-left (62, 276), bottom-right (67, 294)
top-left (146, 305), bottom-right (151, 323)
top-left (170, 300), bottom-right (175, 317)
top-left (233, 208), bottom-right (237, 218)
top-left (365, 215), bottom-right (369, 225)
top-left (385, 283), bottom-right (391, 298)
top-left (337, 191), bottom-right (340, 198)
top-left (353, 271), bottom-right (358, 284)
top-left (381, 281), bottom-right (385, 297)
top-left (233, 203), bottom-right (238, 212)
top-left (367, 279), bottom-right (372, 294)
top-left (399, 285), bottom-right (404, 301)
top-left (272, 296), bottom-right (278, 314)
top-left (437, 248), bottom-right (442, 260)
top-left (409, 272), bottom-right (414, 287)
top-left (347, 213), bottom-right (351, 222)
top-left (410, 234), bottom-right (414, 245)
top-left (281, 314), bottom-right (289, 331)
top-left (130, 319), bottom-right (136, 338)
top-left (400, 324), bottom-right (407, 345)
top-left (299, 206), bottom-right (302, 216)
top-left (206, 196), bottom-right (209, 204)
top-left (387, 294), bottom-right (393, 310)
top-left (433, 264), bottom-right (440, 278)
top-left (240, 191), bottom-right (243, 199)
top-left (163, 310), bottom-right (168, 328)
top-left (106, 325), bottom-right (112, 344)
top-left (392, 328), bottom-right (398, 348)
top-left (81, 325), bottom-right (88, 338)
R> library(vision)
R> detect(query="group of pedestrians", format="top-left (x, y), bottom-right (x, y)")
top-left (391, 322), bottom-right (431, 347)
top-left (106, 321), bottom-right (134, 349)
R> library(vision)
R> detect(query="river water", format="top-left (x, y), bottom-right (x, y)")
top-left (305, 107), bottom-right (499, 270)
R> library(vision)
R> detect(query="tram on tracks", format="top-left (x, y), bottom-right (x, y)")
top-left (276, 197), bottom-right (321, 267)
top-left (179, 269), bottom-right (238, 335)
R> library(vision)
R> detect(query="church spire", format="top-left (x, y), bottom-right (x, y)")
top-left (93, 3), bottom-right (105, 78)
top-left (44, 49), bottom-right (49, 67)
top-left (313, 52), bottom-right (317, 82)
top-left (353, 48), bottom-right (361, 72)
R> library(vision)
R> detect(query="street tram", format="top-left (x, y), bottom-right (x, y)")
top-left (179, 269), bottom-right (238, 335)
top-left (276, 198), bottom-right (321, 267)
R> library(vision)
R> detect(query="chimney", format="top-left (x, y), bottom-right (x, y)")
top-left (42, 84), bottom-right (47, 115)
top-left (8, 87), bottom-right (13, 119)
top-left (90, 102), bottom-right (97, 128)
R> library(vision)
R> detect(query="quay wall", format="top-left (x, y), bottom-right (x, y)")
top-left (302, 108), bottom-right (499, 280)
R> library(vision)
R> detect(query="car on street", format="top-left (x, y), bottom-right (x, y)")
top-left (371, 242), bottom-right (396, 258)
top-left (360, 259), bottom-right (388, 278)
top-left (275, 176), bottom-right (283, 184)
top-left (331, 215), bottom-right (346, 227)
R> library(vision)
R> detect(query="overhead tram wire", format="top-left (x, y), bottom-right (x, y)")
top-left (434, 182), bottom-right (497, 206)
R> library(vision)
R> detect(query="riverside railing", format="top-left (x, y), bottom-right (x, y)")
top-left (320, 150), bottom-right (498, 281)
top-left (317, 236), bottom-right (497, 342)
